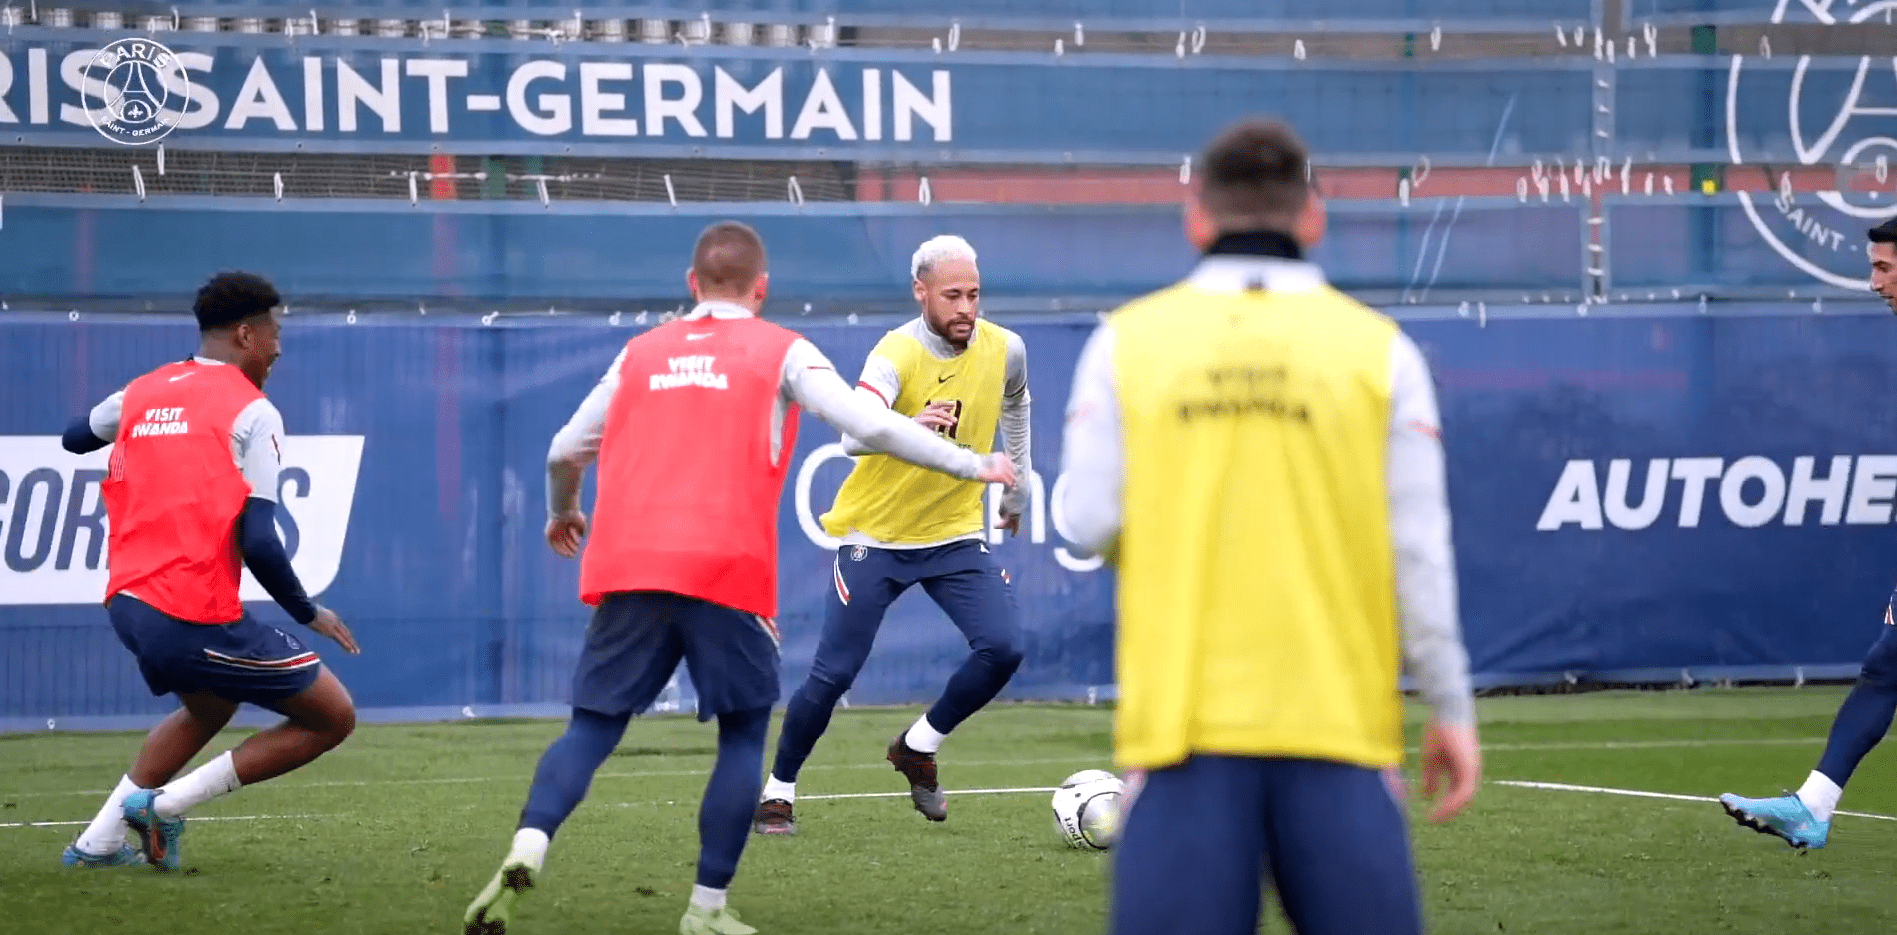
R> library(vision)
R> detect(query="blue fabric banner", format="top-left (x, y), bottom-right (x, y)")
top-left (4, 304), bottom-right (1896, 725)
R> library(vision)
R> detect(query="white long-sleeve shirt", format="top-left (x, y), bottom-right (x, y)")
top-left (1056, 257), bottom-right (1475, 726)
top-left (836, 316), bottom-right (1034, 549)
top-left (547, 301), bottom-right (985, 518)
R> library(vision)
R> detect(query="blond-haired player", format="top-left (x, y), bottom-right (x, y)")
top-left (754, 234), bottom-right (1032, 833)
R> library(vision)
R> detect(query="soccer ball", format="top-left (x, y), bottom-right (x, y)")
top-left (1050, 769), bottom-right (1125, 851)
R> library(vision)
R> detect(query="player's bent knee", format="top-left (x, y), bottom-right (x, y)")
top-left (803, 665), bottom-right (860, 701)
top-left (304, 698), bottom-right (355, 750)
top-left (977, 639), bottom-right (1025, 674)
top-left (325, 701), bottom-right (358, 747)
top-left (279, 667), bottom-right (357, 748)
top-left (1862, 631), bottom-right (1897, 687)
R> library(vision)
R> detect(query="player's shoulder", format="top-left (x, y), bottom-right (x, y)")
top-left (626, 318), bottom-right (684, 346)
top-left (123, 358), bottom-right (190, 389)
top-left (231, 395), bottom-right (285, 434)
top-left (1308, 283), bottom-right (1401, 340)
top-left (722, 312), bottom-right (803, 338)
top-left (975, 319), bottom-right (1026, 355)
top-left (975, 318), bottom-right (1021, 343)
top-left (237, 395), bottom-right (284, 420)
top-left (1103, 281), bottom-right (1198, 327)
top-left (1310, 280), bottom-right (1385, 317)
top-left (871, 319), bottom-right (930, 359)
top-left (879, 317), bottom-right (928, 345)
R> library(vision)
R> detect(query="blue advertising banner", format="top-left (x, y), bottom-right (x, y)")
top-left (5, 303), bottom-right (1897, 728)
top-left (0, 34), bottom-right (1591, 158)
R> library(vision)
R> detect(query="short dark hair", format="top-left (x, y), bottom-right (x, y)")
top-left (1871, 217), bottom-right (1897, 245)
top-left (194, 271), bottom-right (280, 332)
top-left (1197, 117), bottom-right (1312, 232)
top-left (692, 221), bottom-right (767, 294)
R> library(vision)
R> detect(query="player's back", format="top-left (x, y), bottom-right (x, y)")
top-left (1107, 277), bottom-right (1407, 771)
top-left (103, 359), bottom-right (266, 624)
top-left (821, 317), bottom-right (1012, 544)
top-left (580, 314), bottom-right (805, 617)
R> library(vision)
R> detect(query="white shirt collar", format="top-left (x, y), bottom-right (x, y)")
top-left (683, 301), bottom-right (756, 320)
top-left (191, 356), bottom-right (226, 366)
top-left (910, 315), bottom-right (966, 359)
top-left (1186, 256), bottom-right (1328, 294)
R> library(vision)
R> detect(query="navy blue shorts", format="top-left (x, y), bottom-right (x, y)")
top-left (108, 594), bottom-right (322, 707)
top-left (1110, 754), bottom-right (1422, 935)
top-left (573, 591), bottom-right (781, 721)
top-left (814, 539), bottom-right (1018, 689)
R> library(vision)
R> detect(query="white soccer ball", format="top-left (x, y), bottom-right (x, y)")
top-left (1050, 769), bottom-right (1125, 851)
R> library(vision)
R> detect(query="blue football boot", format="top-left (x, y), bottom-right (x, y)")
top-left (61, 843), bottom-right (144, 868)
top-left (121, 789), bottom-right (186, 870)
top-left (1719, 791), bottom-right (1830, 849)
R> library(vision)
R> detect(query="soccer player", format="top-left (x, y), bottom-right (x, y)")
top-left (1056, 118), bottom-right (1482, 935)
top-left (462, 222), bottom-right (1014, 935)
top-left (751, 234), bottom-right (1032, 834)
top-left (1717, 216), bottom-right (1897, 850)
top-left (57, 271), bottom-right (361, 872)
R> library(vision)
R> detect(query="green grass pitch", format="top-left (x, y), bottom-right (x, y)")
top-left (5, 688), bottom-right (1897, 934)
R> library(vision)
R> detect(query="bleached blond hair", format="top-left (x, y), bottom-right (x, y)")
top-left (910, 234), bottom-right (979, 282)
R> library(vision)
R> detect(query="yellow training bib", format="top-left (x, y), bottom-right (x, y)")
top-left (822, 319), bottom-right (1011, 544)
top-left (1109, 278), bottom-right (1405, 772)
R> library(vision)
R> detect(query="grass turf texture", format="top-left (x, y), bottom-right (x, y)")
top-left (4, 688), bottom-right (1896, 934)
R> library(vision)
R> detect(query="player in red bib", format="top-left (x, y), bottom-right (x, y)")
top-left (57, 272), bottom-right (361, 873)
top-left (464, 223), bottom-right (1017, 935)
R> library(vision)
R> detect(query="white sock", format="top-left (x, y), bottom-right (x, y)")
top-left (506, 828), bottom-right (550, 872)
top-left (154, 751), bottom-right (241, 818)
top-left (1796, 770), bottom-right (1843, 823)
top-left (904, 715), bottom-right (948, 754)
top-left (74, 776), bottom-right (142, 855)
top-left (761, 775), bottom-right (796, 803)
top-left (691, 884), bottom-right (727, 910)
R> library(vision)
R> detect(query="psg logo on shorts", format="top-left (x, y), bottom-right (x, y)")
top-left (850, 545), bottom-right (867, 561)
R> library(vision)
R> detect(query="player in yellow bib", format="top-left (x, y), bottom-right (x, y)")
top-left (754, 235), bottom-right (1032, 834)
top-left (1057, 119), bottom-right (1482, 935)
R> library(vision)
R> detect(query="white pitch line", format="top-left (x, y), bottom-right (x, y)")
top-left (1480, 736), bottom-right (1824, 753)
top-left (601, 785), bottom-right (1063, 810)
top-left (21, 779), bottom-right (1897, 831)
top-left (1494, 780), bottom-right (1897, 823)
top-left (0, 813), bottom-right (321, 830)
top-left (3, 785), bottom-right (1072, 830)
top-left (5, 736), bottom-right (1836, 801)
top-left (5, 755), bottom-right (1115, 800)
top-left (800, 786), bottom-right (1057, 802)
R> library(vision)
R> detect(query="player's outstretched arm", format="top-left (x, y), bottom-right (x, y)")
top-left (1385, 332), bottom-right (1479, 822)
top-left (228, 398), bottom-right (357, 653)
top-left (787, 340), bottom-right (1013, 485)
top-left (62, 417), bottom-right (109, 454)
top-left (235, 495), bottom-right (362, 649)
top-left (998, 331), bottom-right (1034, 533)
top-left (543, 348), bottom-right (625, 556)
top-left (1054, 324), bottom-right (1122, 560)
top-left (837, 350), bottom-right (906, 456)
top-left (61, 389), bottom-right (127, 454)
